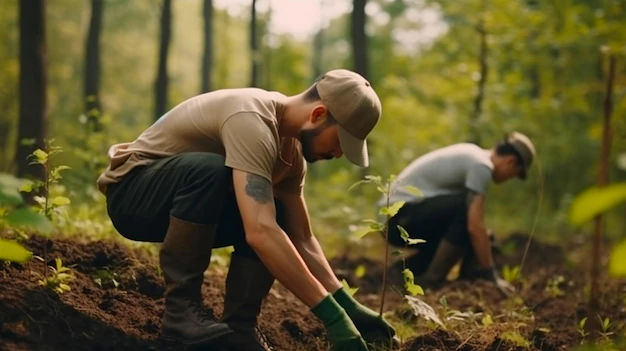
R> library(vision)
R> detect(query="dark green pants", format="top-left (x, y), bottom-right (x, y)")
top-left (105, 152), bottom-right (285, 260)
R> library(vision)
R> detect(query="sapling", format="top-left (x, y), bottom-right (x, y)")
top-left (349, 174), bottom-right (425, 314)
top-left (19, 139), bottom-right (72, 284)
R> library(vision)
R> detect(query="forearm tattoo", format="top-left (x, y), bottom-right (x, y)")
top-left (245, 173), bottom-right (273, 204)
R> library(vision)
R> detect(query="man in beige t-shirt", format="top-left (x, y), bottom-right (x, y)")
top-left (98, 69), bottom-right (394, 351)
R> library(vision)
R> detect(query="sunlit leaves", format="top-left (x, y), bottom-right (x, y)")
top-left (380, 201), bottom-right (405, 217)
top-left (609, 239), bottom-right (626, 277)
top-left (569, 183), bottom-right (626, 226)
top-left (402, 268), bottom-right (425, 296)
top-left (341, 279), bottom-right (359, 297)
top-left (398, 225), bottom-right (426, 245)
top-left (0, 239), bottom-right (32, 263)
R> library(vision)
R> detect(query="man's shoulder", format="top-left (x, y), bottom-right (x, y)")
top-left (202, 88), bottom-right (286, 121)
top-left (442, 143), bottom-right (492, 167)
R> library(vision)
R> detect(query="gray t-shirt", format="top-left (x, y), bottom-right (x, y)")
top-left (379, 143), bottom-right (494, 207)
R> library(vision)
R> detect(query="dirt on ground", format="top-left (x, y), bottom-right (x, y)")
top-left (1, 231), bottom-right (624, 351)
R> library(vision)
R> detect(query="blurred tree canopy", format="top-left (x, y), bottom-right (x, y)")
top-left (0, 0), bottom-right (625, 251)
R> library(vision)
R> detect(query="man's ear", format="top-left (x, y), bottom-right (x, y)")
top-left (309, 104), bottom-right (329, 125)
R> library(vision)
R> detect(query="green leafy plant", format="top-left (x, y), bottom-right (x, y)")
top-left (31, 257), bottom-right (75, 294)
top-left (16, 140), bottom-right (73, 285)
top-left (502, 264), bottom-right (522, 284)
top-left (545, 275), bottom-right (567, 297)
top-left (349, 174), bottom-right (426, 315)
top-left (0, 173), bottom-right (54, 264)
top-left (20, 139), bottom-right (72, 221)
top-left (597, 316), bottom-right (613, 340)
top-left (569, 182), bottom-right (626, 278)
top-left (93, 267), bottom-right (120, 289)
top-left (577, 317), bottom-right (590, 343)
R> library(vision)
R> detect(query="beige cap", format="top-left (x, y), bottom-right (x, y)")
top-left (316, 69), bottom-right (382, 167)
top-left (505, 131), bottom-right (536, 180)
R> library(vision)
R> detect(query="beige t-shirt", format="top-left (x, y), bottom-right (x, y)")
top-left (96, 88), bottom-right (306, 196)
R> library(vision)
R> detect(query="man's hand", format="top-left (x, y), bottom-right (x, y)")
top-left (333, 287), bottom-right (396, 345)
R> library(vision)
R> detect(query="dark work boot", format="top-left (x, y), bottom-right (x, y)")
top-left (217, 255), bottom-right (275, 351)
top-left (416, 239), bottom-right (465, 289)
top-left (159, 215), bottom-right (232, 345)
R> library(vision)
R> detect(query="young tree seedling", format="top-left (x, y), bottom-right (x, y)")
top-left (19, 139), bottom-right (72, 283)
top-left (349, 174), bottom-right (425, 315)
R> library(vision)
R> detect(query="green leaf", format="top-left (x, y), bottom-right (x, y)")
top-left (398, 225), bottom-right (410, 241)
top-left (354, 265), bottom-right (366, 278)
top-left (19, 181), bottom-right (34, 193)
top-left (7, 208), bottom-right (54, 234)
top-left (0, 239), bottom-right (33, 263)
top-left (609, 239), bottom-right (626, 277)
top-left (404, 185), bottom-right (423, 197)
top-left (341, 279), bottom-right (359, 296)
top-left (569, 183), bottom-right (626, 226)
top-left (51, 196), bottom-right (71, 206)
top-left (32, 149), bottom-right (48, 163)
top-left (407, 238), bottom-right (427, 245)
top-left (353, 226), bottom-right (379, 239)
top-left (348, 179), bottom-right (372, 192)
top-left (380, 201), bottom-right (405, 217)
top-left (482, 314), bottom-right (494, 327)
top-left (0, 174), bottom-right (25, 205)
top-left (391, 250), bottom-right (403, 256)
top-left (402, 268), bottom-right (425, 296)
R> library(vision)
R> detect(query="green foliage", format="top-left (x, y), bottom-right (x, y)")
top-left (502, 264), bottom-right (522, 284)
top-left (609, 239), bottom-right (626, 277)
top-left (31, 257), bottom-right (75, 294)
top-left (0, 172), bottom-right (57, 264)
top-left (341, 279), bottom-right (359, 297)
top-left (569, 183), bottom-right (626, 227)
top-left (500, 330), bottom-right (531, 348)
top-left (0, 239), bottom-right (32, 263)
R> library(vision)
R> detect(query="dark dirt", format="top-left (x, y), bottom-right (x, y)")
top-left (1, 232), bottom-right (625, 351)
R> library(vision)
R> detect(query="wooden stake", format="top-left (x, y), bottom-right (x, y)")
top-left (589, 54), bottom-right (615, 327)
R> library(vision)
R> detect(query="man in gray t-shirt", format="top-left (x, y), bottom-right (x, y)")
top-left (379, 132), bottom-right (536, 296)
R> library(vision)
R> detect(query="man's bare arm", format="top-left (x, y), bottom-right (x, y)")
top-left (233, 170), bottom-right (327, 307)
top-left (466, 191), bottom-right (494, 269)
top-left (276, 191), bottom-right (342, 293)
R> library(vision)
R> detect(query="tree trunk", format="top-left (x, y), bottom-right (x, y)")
top-left (84, 0), bottom-right (103, 132)
top-left (201, 0), bottom-right (212, 93)
top-left (350, 0), bottom-right (368, 80)
top-left (155, 0), bottom-right (172, 120)
top-left (17, 0), bottom-right (47, 182)
top-left (250, 0), bottom-right (258, 87)
top-left (470, 18), bottom-right (487, 145)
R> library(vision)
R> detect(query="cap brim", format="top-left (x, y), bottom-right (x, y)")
top-left (338, 125), bottom-right (368, 167)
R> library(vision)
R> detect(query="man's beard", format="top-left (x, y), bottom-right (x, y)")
top-left (299, 124), bottom-right (333, 163)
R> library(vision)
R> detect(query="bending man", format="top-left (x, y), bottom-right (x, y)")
top-left (97, 69), bottom-right (395, 350)
top-left (378, 133), bottom-right (536, 296)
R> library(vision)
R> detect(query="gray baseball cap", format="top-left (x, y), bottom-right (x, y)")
top-left (505, 131), bottom-right (536, 180)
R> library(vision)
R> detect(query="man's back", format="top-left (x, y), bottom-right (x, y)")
top-left (97, 88), bottom-right (305, 195)
top-left (384, 143), bottom-right (494, 205)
